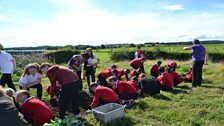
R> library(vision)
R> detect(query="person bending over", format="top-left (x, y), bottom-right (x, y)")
top-left (130, 58), bottom-right (145, 72)
top-left (97, 65), bottom-right (117, 86)
top-left (107, 76), bottom-right (138, 100)
top-left (16, 90), bottom-right (53, 126)
top-left (90, 83), bottom-right (119, 108)
top-left (117, 68), bottom-right (130, 81)
top-left (40, 63), bottom-right (81, 119)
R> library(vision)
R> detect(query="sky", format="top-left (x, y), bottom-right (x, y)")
top-left (0, 0), bottom-right (224, 47)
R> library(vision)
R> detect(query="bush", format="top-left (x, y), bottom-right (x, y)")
top-left (45, 48), bottom-right (80, 64)
top-left (0, 43), bottom-right (3, 50)
top-left (110, 49), bottom-right (223, 62)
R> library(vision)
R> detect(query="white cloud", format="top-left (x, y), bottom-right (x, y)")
top-left (163, 4), bottom-right (184, 11)
top-left (0, 14), bottom-right (13, 22)
top-left (201, 12), bottom-right (219, 18)
top-left (0, 0), bottom-right (224, 47)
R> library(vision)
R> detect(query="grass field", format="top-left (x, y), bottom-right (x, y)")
top-left (3, 48), bottom-right (224, 126)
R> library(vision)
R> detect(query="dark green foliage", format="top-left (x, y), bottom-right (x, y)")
top-left (111, 49), bottom-right (224, 62)
top-left (0, 43), bottom-right (3, 50)
top-left (44, 48), bottom-right (80, 64)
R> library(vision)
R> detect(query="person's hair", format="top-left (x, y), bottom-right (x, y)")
top-left (16, 90), bottom-right (30, 98)
top-left (138, 73), bottom-right (146, 80)
top-left (107, 76), bottom-right (118, 83)
top-left (89, 82), bottom-right (98, 94)
top-left (111, 65), bottom-right (117, 69)
top-left (165, 67), bottom-right (172, 73)
top-left (112, 69), bottom-right (118, 76)
top-left (193, 39), bottom-right (200, 45)
top-left (22, 64), bottom-right (38, 77)
top-left (125, 69), bottom-right (130, 74)
top-left (157, 61), bottom-right (162, 65)
top-left (40, 62), bottom-right (52, 71)
top-left (86, 48), bottom-right (94, 59)
top-left (0, 87), bottom-right (5, 95)
top-left (5, 88), bottom-right (15, 98)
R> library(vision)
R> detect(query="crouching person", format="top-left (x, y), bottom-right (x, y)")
top-left (40, 63), bottom-right (82, 119)
top-left (90, 83), bottom-right (119, 108)
top-left (16, 90), bottom-right (53, 126)
top-left (107, 76), bottom-right (138, 100)
top-left (0, 87), bottom-right (27, 126)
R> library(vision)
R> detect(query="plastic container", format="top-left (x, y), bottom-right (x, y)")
top-left (92, 103), bottom-right (125, 122)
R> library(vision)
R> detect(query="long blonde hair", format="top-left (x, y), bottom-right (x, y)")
top-left (22, 63), bottom-right (40, 77)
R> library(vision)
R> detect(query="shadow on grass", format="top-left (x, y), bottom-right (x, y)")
top-left (168, 88), bottom-right (189, 95)
top-left (152, 94), bottom-right (172, 101)
top-left (201, 85), bottom-right (224, 90)
top-left (101, 116), bottom-right (135, 126)
top-left (202, 80), bottom-right (213, 84)
top-left (176, 85), bottom-right (192, 90)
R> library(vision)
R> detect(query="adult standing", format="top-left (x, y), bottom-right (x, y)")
top-left (183, 39), bottom-right (208, 87)
top-left (134, 46), bottom-right (145, 73)
top-left (83, 48), bottom-right (99, 89)
top-left (0, 50), bottom-right (17, 91)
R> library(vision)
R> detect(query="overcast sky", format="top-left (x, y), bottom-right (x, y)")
top-left (0, 0), bottom-right (224, 47)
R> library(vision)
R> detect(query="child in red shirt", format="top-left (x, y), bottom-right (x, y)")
top-left (127, 76), bottom-right (139, 91)
top-left (150, 61), bottom-right (162, 78)
top-left (117, 69), bottom-right (130, 81)
top-left (16, 90), bottom-right (53, 126)
top-left (107, 76), bottom-right (138, 100)
top-left (157, 67), bottom-right (174, 91)
top-left (130, 68), bottom-right (142, 77)
top-left (90, 83), bottom-right (119, 108)
top-left (97, 65), bottom-right (117, 86)
top-left (130, 58), bottom-right (145, 70)
top-left (167, 61), bottom-right (177, 69)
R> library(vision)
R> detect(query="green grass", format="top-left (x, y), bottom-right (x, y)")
top-left (5, 49), bottom-right (224, 126)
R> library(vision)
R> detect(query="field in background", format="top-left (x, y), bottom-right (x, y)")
top-left (1, 45), bottom-right (224, 126)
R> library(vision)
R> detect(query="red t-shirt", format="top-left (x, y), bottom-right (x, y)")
top-left (46, 85), bottom-right (62, 95)
top-left (130, 70), bottom-right (138, 77)
top-left (130, 58), bottom-right (142, 69)
top-left (170, 71), bottom-right (182, 83)
top-left (157, 72), bottom-right (174, 88)
top-left (21, 98), bottom-right (53, 126)
top-left (118, 69), bottom-right (129, 81)
top-left (150, 64), bottom-right (160, 74)
top-left (167, 61), bottom-right (177, 69)
top-left (99, 69), bottom-right (112, 79)
top-left (127, 80), bottom-right (138, 91)
top-left (47, 65), bottom-right (79, 97)
top-left (117, 81), bottom-right (137, 95)
top-left (136, 50), bottom-right (144, 58)
top-left (91, 86), bottom-right (118, 108)
top-left (186, 70), bottom-right (192, 81)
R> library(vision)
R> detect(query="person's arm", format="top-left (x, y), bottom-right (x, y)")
top-left (134, 52), bottom-right (138, 58)
top-left (183, 46), bottom-right (193, 50)
top-left (26, 77), bottom-right (42, 88)
top-left (204, 49), bottom-right (209, 65)
top-left (125, 74), bottom-right (129, 81)
top-left (91, 91), bottom-right (100, 108)
top-left (48, 74), bottom-right (57, 98)
top-left (11, 59), bottom-right (17, 72)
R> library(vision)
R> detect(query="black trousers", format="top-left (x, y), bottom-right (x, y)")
top-left (86, 66), bottom-right (95, 88)
top-left (192, 61), bottom-right (204, 87)
top-left (140, 63), bottom-right (145, 73)
top-left (76, 70), bottom-right (83, 90)
top-left (59, 81), bottom-right (81, 119)
top-left (0, 74), bottom-right (16, 91)
top-left (119, 93), bottom-right (138, 100)
top-left (19, 83), bottom-right (43, 100)
top-left (151, 71), bottom-right (159, 78)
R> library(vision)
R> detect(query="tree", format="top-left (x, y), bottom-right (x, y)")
top-left (0, 43), bottom-right (3, 50)
top-left (129, 43), bottom-right (136, 47)
top-left (100, 44), bottom-right (106, 49)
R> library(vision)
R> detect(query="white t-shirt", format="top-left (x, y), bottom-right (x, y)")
top-left (19, 73), bottom-right (42, 86)
top-left (87, 54), bottom-right (99, 67)
top-left (0, 51), bottom-right (14, 74)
